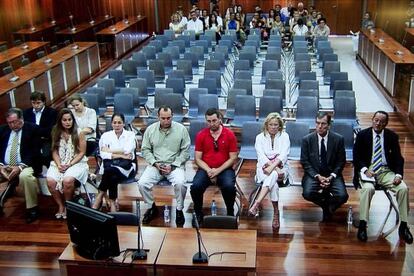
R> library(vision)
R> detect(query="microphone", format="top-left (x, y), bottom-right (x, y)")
top-left (3, 49), bottom-right (20, 82)
top-left (383, 20), bottom-right (389, 33)
top-left (131, 199), bottom-right (147, 260)
top-left (69, 13), bottom-right (77, 32)
top-left (192, 212), bottom-right (208, 263)
top-left (41, 37), bottom-right (52, 64)
top-left (87, 7), bottom-right (95, 25)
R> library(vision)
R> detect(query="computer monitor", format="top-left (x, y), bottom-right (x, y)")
top-left (66, 201), bottom-right (120, 260)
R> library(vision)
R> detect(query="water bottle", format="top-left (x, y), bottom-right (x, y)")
top-left (211, 200), bottom-right (217, 216)
top-left (164, 205), bottom-right (170, 223)
top-left (347, 206), bottom-right (353, 225)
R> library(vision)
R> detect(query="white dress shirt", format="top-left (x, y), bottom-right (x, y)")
top-left (186, 18), bottom-right (204, 34)
top-left (33, 106), bottom-right (45, 125)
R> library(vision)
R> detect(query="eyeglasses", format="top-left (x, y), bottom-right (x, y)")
top-left (213, 140), bottom-right (219, 151)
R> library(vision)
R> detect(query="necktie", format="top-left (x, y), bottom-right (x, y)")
top-left (9, 132), bottom-right (19, 166)
top-left (372, 134), bottom-right (382, 173)
top-left (320, 138), bottom-right (328, 175)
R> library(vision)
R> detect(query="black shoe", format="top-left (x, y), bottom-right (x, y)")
top-left (322, 205), bottom-right (333, 222)
top-left (26, 207), bottom-right (39, 224)
top-left (399, 225), bottom-right (413, 244)
top-left (175, 209), bottom-right (185, 227)
top-left (357, 220), bottom-right (368, 242)
top-left (192, 212), bottom-right (204, 228)
top-left (142, 203), bottom-right (158, 224)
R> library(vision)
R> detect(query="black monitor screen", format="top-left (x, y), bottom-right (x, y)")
top-left (66, 201), bottom-right (120, 260)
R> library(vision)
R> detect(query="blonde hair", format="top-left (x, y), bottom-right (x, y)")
top-left (262, 112), bottom-right (284, 136)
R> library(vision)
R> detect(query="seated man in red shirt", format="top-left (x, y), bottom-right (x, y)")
top-left (190, 108), bottom-right (239, 226)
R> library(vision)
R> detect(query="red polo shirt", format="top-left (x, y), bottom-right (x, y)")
top-left (195, 126), bottom-right (238, 168)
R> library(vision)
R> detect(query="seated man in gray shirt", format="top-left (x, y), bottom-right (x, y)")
top-left (138, 106), bottom-right (190, 226)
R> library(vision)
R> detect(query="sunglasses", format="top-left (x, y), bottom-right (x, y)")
top-left (213, 140), bottom-right (219, 151)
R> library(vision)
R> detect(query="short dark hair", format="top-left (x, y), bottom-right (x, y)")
top-left (111, 113), bottom-right (125, 123)
top-left (30, 91), bottom-right (46, 102)
top-left (6, 107), bottom-right (23, 119)
top-left (205, 108), bottom-right (222, 118)
top-left (317, 17), bottom-right (326, 24)
top-left (157, 105), bottom-right (173, 115)
top-left (373, 110), bottom-right (389, 123)
top-left (297, 18), bottom-right (304, 25)
top-left (316, 111), bottom-right (331, 125)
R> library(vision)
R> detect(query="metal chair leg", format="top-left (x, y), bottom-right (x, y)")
top-left (379, 190), bottom-right (400, 237)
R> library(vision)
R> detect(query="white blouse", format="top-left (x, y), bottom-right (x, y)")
top-left (72, 107), bottom-right (97, 140)
top-left (99, 129), bottom-right (136, 175)
top-left (255, 131), bottom-right (290, 168)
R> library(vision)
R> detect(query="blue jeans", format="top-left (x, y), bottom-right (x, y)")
top-left (190, 168), bottom-right (236, 215)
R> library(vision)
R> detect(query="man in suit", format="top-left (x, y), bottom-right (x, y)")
top-left (353, 111), bottom-right (412, 243)
top-left (23, 91), bottom-right (57, 175)
top-left (301, 112), bottom-right (348, 221)
top-left (0, 108), bottom-right (40, 223)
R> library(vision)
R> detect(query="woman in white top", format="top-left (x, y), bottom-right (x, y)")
top-left (47, 108), bottom-right (88, 219)
top-left (169, 12), bottom-right (183, 35)
top-left (249, 112), bottom-right (290, 231)
top-left (92, 113), bottom-right (136, 212)
top-left (68, 94), bottom-right (97, 156)
top-left (292, 18), bottom-right (309, 36)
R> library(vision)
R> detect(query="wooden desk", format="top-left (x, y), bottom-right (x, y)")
top-left (56, 16), bottom-right (114, 42)
top-left (96, 16), bottom-right (148, 59)
top-left (0, 42), bottom-right (100, 116)
top-left (358, 28), bottom-right (414, 123)
top-left (0, 41), bottom-right (6, 47)
top-left (0, 41), bottom-right (49, 76)
top-left (14, 19), bottom-right (68, 42)
top-left (156, 228), bottom-right (256, 276)
top-left (59, 226), bottom-right (166, 276)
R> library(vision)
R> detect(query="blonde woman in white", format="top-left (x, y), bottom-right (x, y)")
top-left (249, 112), bottom-right (290, 230)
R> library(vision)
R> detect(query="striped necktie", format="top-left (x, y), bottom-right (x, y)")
top-left (9, 132), bottom-right (19, 166)
top-left (372, 134), bottom-right (382, 173)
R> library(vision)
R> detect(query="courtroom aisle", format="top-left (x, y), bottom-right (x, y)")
top-left (330, 36), bottom-right (393, 112)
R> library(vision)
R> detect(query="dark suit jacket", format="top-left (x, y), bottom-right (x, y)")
top-left (352, 127), bottom-right (404, 189)
top-left (300, 131), bottom-right (346, 183)
top-left (0, 122), bottom-right (40, 168)
top-left (23, 106), bottom-right (57, 139)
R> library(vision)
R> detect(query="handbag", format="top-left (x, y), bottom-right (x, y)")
top-left (103, 158), bottom-right (133, 170)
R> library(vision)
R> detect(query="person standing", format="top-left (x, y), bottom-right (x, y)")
top-left (300, 112), bottom-right (348, 221)
top-left (353, 111), bottom-right (412, 244)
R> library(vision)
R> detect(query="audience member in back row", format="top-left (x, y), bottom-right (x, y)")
top-left (301, 112), bottom-right (348, 221)
top-left (191, 108), bottom-right (238, 226)
top-left (292, 18), bottom-right (309, 36)
top-left (46, 108), bottom-right (88, 220)
top-left (67, 94), bottom-right (97, 156)
top-left (138, 106), bottom-right (190, 227)
top-left (312, 18), bottom-right (330, 37)
top-left (186, 10), bottom-right (204, 37)
top-left (93, 113), bottom-right (136, 213)
top-left (169, 12), bottom-right (184, 36)
top-left (353, 111), bottom-right (412, 244)
top-left (0, 108), bottom-right (40, 223)
top-left (23, 91), bottom-right (57, 176)
top-left (208, 13), bottom-right (222, 41)
top-left (249, 113), bottom-right (290, 231)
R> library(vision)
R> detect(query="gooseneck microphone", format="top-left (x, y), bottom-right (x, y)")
top-left (132, 199), bottom-right (147, 260)
top-left (192, 212), bottom-right (208, 263)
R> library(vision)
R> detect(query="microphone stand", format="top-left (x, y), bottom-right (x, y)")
top-left (3, 49), bottom-right (20, 82)
top-left (132, 199), bottom-right (147, 260)
top-left (192, 212), bottom-right (208, 263)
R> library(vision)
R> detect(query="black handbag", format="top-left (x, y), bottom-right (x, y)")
top-left (103, 158), bottom-right (133, 170)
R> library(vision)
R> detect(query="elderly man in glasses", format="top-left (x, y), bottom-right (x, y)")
top-left (190, 108), bottom-right (239, 226)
